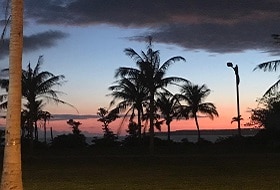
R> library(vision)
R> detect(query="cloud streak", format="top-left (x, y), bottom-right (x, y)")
top-left (3, 0), bottom-right (280, 54)
top-left (0, 30), bottom-right (68, 60)
top-left (51, 114), bottom-right (98, 121)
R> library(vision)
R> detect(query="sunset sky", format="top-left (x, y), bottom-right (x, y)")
top-left (0, 1), bottom-right (280, 136)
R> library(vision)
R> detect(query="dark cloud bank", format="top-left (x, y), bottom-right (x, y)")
top-left (23, 0), bottom-right (280, 54)
top-left (2, 0), bottom-right (280, 58)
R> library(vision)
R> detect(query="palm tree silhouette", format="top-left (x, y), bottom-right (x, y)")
top-left (24, 99), bottom-right (44, 141)
top-left (254, 60), bottom-right (280, 96)
top-left (38, 110), bottom-right (52, 144)
top-left (254, 34), bottom-right (280, 96)
top-left (109, 77), bottom-right (148, 138)
top-left (231, 115), bottom-right (243, 124)
top-left (115, 38), bottom-right (187, 153)
top-left (178, 83), bottom-right (219, 141)
top-left (0, 56), bottom-right (76, 143)
top-left (156, 92), bottom-right (181, 141)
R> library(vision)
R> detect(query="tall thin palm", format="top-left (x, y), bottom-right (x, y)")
top-left (38, 110), bottom-right (52, 144)
top-left (1, 0), bottom-right (24, 189)
top-left (156, 92), bottom-right (180, 141)
top-left (115, 40), bottom-right (187, 153)
top-left (109, 77), bottom-right (148, 138)
top-left (178, 83), bottom-right (219, 141)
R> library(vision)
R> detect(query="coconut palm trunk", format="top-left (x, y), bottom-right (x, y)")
top-left (194, 113), bottom-right (201, 141)
top-left (149, 92), bottom-right (155, 154)
top-left (166, 121), bottom-right (171, 141)
top-left (137, 108), bottom-right (142, 139)
top-left (44, 119), bottom-right (47, 144)
top-left (1, 0), bottom-right (24, 189)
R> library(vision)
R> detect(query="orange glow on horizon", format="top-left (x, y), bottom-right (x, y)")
top-left (0, 104), bottom-right (252, 138)
top-left (46, 114), bottom-right (250, 137)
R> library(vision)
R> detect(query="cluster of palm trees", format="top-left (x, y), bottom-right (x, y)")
top-left (0, 55), bottom-right (71, 145)
top-left (109, 39), bottom-right (219, 152)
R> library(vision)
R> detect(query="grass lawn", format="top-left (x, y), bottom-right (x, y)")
top-left (9, 149), bottom-right (280, 190)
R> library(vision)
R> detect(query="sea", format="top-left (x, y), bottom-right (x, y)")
top-left (87, 128), bottom-right (259, 144)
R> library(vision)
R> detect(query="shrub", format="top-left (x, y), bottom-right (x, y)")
top-left (51, 134), bottom-right (87, 149)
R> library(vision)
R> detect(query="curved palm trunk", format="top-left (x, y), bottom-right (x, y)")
top-left (194, 113), bottom-right (201, 141)
top-left (1, 0), bottom-right (24, 189)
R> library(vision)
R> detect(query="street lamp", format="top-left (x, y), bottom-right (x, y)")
top-left (227, 62), bottom-right (241, 136)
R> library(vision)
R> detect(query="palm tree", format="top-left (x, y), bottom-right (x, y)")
top-left (156, 92), bottom-right (180, 141)
top-left (25, 99), bottom-right (44, 141)
top-left (109, 77), bottom-right (148, 138)
top-left (38, 110), bottom-right (52, 144)
top-left (231, 115), bottom-right (243, 124)
top-left (254, 34), bottom-right (280, 96)
top-left (1, 0), bottom-right (24, 189)
top-left (0, 56), bottom-right (75, 143)
top-left (115, 38), bottom-right (187, 153)
top-left (178, 83), bottom-right (219, 141)
top-left (254, 59), bottom-right (280, 96)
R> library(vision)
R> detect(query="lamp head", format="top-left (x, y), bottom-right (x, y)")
top-left (227, 62), bottom-right (233, 67)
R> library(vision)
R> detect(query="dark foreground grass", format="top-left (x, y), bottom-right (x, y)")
top-left (6, 149), bottom-right (279, 190)
top-left (1, 144), bottom-right (280, 190)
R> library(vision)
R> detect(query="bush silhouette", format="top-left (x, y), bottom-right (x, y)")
top-left (51, 134), bottom-right (87, 149)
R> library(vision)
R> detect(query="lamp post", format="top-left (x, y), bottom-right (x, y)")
top-left (227, 62), bottom-right (241, 136)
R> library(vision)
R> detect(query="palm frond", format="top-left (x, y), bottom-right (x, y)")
top-left (33, 55), bottom-right (44, 76)
top-left (253, 60), bottom-right (280, 72)
top-left (114, 67), bottom-right (140, 78)
top-left (198, 103), bottom-right (219, 119)
top-left (36, 75), bottom-right (65, 94)
top-left (159, 56), bottom-right (186, 73)
top-left (0, 102), bottom-right (7, 109)
top-left (263, 78), bottom-right (280, 97)
top-left (0, 15), bottom-right (10, 50)
top-left (124, 48), bottom-right (143, 63)
top-left (38, 95), bottom-right (78, 113)
top-left (231, 115), bottom-right (243, 124)
top-left (0, 78), bottom-right (9, 91)
top-left (160, 77), bottom-right (190, 88)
